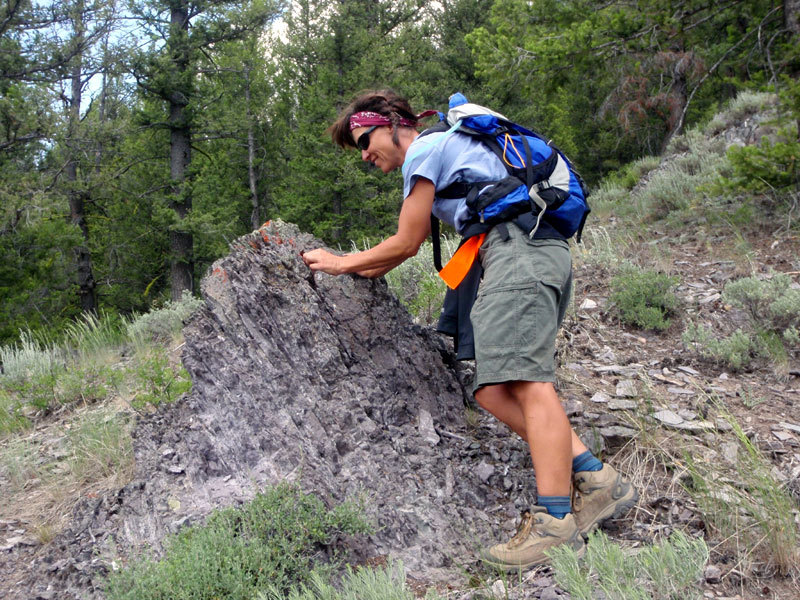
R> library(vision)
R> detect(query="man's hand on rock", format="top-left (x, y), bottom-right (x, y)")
top-left (302, 248), bottom-right (345, 275)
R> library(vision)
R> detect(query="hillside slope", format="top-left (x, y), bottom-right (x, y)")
top-left (1, 93), bottom-right (798, 600)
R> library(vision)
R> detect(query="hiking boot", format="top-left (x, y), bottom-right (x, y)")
top-left (481, 508), bottom-right (585, 571)
top-left (572, 463), bottom-right (638, 537)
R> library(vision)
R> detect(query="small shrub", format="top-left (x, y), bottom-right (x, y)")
top-left (703, 91), bottom-right (776, 137)
top-left (633, 164), bottom-right (695, 216)
top-left (129, 347), bottom-right (191, 411)
top-left (712, 83), bottom-right (797, 226)
top-left (408, 277), bottom-right (447, 326)
top-left (722, 273), bottom-right (800, 334)
top-left (385, 237), bottom-right (456, 326)
top-left (126, 291), bottom-right (204, 344)
top-left (682, 323), bottom-right (754, 371)
top-left (57, 363), bottom-right (121, 406)
top-left (619, 129), bottom-right (731, 222)
top-left (726, 137), bottom-right (800, 192)
top-left (686, 273), bottom-right (800, 370)
top-left (607, 155), bottom-right (662, 191)
top-left (5, 371), bottom-right (59, 412)
top-left (104, 483), bottom-right (373, 600)
top-left (0, 388), bottom-right (28, 436)
top-left (740, 388), bottom-right (766, 409)
top-left (548, 529), bottom-right (708, 600)
top-left (583, 183), bottom-right (634, 221)
top-left (0, 330), bottom-right (63, 382)
top-left (610, 266), bottom-right (679, 331)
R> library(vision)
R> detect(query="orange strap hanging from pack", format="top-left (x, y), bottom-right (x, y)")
top-left (437, 233), bottom-right (486, 290)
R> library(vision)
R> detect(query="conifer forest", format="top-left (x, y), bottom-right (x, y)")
top-left (2, 0), bottom-right (799, 343)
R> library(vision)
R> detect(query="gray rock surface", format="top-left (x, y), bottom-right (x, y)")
top-left (23, 221), bottom-right (518, 598)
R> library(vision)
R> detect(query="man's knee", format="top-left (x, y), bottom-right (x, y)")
top-left (474, 387), bottom-right (494, 411)
top-left (474, 384), bottom-right (508, 411)
top-left (508, 380), bottom-right (558, 405)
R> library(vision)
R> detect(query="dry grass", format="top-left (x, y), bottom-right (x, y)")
top-left (0, 404), bottom-right (135, 542)
top-left (0, 322), bottom-right (191, 544)
top-left (609, 390), bottom-right (799, 583)
top-left (573, 225), bottom-right (632, 273)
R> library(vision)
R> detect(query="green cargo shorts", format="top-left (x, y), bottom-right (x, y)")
top-left (470, 224), bottom-right (572, 391)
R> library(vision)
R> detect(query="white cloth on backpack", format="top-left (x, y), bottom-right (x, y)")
top-left (402, 131), bottom-right (509, 235)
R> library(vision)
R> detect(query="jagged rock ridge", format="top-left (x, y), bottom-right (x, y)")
top-left (31, 220), bottom-right (516, 598)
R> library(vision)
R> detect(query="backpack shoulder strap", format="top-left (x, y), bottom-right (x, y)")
top-left (402, 118), bottom-right (464, 176)
top-left (418, 121), bottom-right (450, 138)
top-left (430, 215), bottom-right (443, 273)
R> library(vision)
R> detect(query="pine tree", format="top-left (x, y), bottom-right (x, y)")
top-left (130, 0), bottom-right (281, 300)
top-left (467, 0), bottom-right (793, 179)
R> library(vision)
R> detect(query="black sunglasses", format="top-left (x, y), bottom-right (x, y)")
top-left (356, 125), bottom-right (379, 151)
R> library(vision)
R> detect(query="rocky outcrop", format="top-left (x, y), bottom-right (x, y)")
top-left (27, 221), bottom-right (526, 598)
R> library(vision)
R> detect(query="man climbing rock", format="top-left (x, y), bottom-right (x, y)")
top-left (302, 90), bottom-right (638, 570)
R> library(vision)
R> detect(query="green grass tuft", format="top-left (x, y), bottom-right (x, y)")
top-left (63, 311), bottom-right (128, 360)
top-left (548, 529), bottom-right (708, 600)
top-left (683, 406), bottom-right (799, 576)
top-left (257, 561), bottom-right (438, 600)
top-left (66, 410), bottom-right (134, 486)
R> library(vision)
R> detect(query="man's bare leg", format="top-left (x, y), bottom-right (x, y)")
top-left (475, 381), bottom-right (572, 496)
top-left (475, 383), bottom-right (590, 461)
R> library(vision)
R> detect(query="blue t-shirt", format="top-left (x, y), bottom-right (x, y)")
top-left (402, 131), bottom-right (509, 234)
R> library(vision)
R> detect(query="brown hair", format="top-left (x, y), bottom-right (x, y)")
top-left (327, 89), bottom-right (419, 149)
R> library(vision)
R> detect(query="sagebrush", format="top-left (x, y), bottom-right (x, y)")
top-left (610, 266), bottom-right (678, 331)
top-left (104, 483), bottom-right (372, 600)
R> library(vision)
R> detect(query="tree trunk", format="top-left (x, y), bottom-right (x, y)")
top-left (660, 48), bottom-right (690, 155)
top-left (244, 65), bottom-right (261, 230)
top-left (785, 0), bottom-right (800, 139)
top-left (786, 0), bottom-right (800, 37)
top-left (331, 190), bottom-right (342, 242)
top-left (168, 2), bottom-right (194, 300)
top-left (66, 0), bottom-right (97, 314)
top-left (95, 30), bottom-right (109, 175)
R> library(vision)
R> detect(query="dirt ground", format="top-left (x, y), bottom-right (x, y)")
top-left (1, 223), bottom-right (798, 600)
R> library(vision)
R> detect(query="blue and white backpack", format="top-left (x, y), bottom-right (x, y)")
top-left (420, 93), bottom-right (590, 259)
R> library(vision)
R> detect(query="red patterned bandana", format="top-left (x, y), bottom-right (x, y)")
top-left (349, 110), bottom-right (437, 130)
